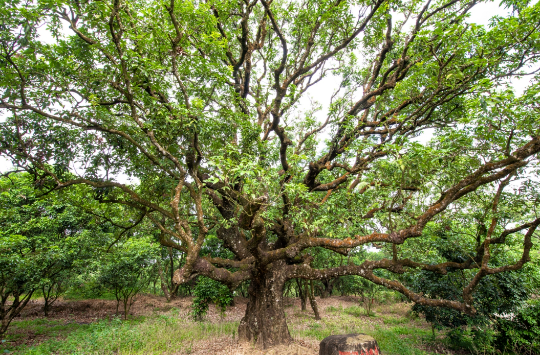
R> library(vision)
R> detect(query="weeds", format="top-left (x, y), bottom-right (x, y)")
top-left (5, 316), bottom-right (238, 355)
top-left (2, 299), bottom-right (484, 355)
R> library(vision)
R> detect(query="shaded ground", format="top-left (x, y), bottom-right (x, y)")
top-left (4, 295), bottom-right (455, 354)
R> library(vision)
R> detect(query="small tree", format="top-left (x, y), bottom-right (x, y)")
top-left (41, 276), bottom-right (68, 316)
top-left (98, 238), bottom-right (157, 319)
top-left (0, 173), bottom-right (101, 334)
top-left (0, 234), bottom-right (37, 336)
top-left (359, 279), bottom-right (382, 316)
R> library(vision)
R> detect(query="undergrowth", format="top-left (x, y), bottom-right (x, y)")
top-left (4, 316), bottom-right (238, 355)
top-left (4, 299), bottom-right (531, 355)
top-left (291, 308), bottom-right (436, 355)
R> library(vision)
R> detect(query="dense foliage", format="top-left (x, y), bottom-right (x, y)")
top-left (191, 276), bottom-right (234, 320)
top-left (0, 173), bottom-right (105, 334)
top-left (495, 299), bottom-right (540, 354)
top-left (97, 237), bottom-right (158, 319)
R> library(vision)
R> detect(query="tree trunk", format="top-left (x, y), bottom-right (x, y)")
top-left (1, 291), bottom-right (34, 336)
top-left (238, 265), bottom-right (292, 348)
top-left (296, 279), bottom-right (307, 311)
top-left (308, 280), bottom-right (321, 320)
top-left (158, 263), bottom-right (171, 302)
top-left (320, 278), bottom-right (335, 298)
top-left (43, 298), bottom-right (50, 317)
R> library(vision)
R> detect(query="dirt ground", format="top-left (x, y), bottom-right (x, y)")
top-left (11, 295), bottom-right (414, 354)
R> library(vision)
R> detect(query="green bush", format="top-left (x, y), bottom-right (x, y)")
top-left (444, 327), bottom-right (497, 354)
top-left (191, 277), bottom-right (233, 321)
top-left (495, 299), bottom-right (540, 354)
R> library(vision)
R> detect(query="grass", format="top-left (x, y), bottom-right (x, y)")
top-left (292, 320), bottom-right (436, 355)
top-left (2, 299), bottom-right (443, 355)
top-left (2, 319), bottom-right (83, 346)
top-left (291, 304), bottom-right (437, 355)
top-left (3, 316), bottom-right (238, 355)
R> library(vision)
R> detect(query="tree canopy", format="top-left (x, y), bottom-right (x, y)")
top-left (0, 173), bottom-right (109, 334)
top-left (1, 0), bottom-right (539, 347)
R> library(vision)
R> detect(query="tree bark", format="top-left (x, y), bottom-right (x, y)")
top-left (320, 278), bottom-right (335, 298)
top-left (1, 290), bottom-right (34, 336)
top-left (238, 263), bottom-right (292, 348)
top-left (308, 280), bottom-right (321, 320)
top-left (296, 278), bottom-right (307, 311)
top-left (158, 262), bottom-right (172, 302)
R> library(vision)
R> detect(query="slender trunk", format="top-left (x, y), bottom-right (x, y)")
top-left (238, 263), bottom-right (292, 348)
top-left (43, 298), bottom-right (50, 317)
top-left (123, 297), bottom-right (129, 319)
top-left (115, 292), bottom-right (120, 316)
top-left (158, 263), bottom-right (171, 302)
top-left (284, 280), bottom-right (291, 298)
top-left (296, 279), bottom-right (307, 311)
top-left (42, 284), bottom-right (50, 316)
top-left (308, 280), bottom-right (321, 320)
top-left (42, 283), bottom-right (61, 316)
top-left (0, 290), bottom-right (34, 336)
top-left (168, 247), bottom-right (175, 286)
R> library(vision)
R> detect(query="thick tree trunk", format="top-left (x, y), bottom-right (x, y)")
top-left (238, 264), bottom-right (292, 348)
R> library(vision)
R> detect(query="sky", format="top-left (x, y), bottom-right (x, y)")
top-left (0, 1), bottom-right (535, 174)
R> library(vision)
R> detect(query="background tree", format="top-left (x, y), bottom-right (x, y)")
top-left (0, 173), bottom-right (104, 335)
top-left (156, 245), bottom-right (184, 301)
top-left (401, 212), bottom-right (540, 351)
top-left (1, 0), bottom-right (540, 347)
top-left (97, 237), bottom-right (158, 319)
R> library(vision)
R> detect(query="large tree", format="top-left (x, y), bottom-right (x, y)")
top-left (1, 0), bottom-right (540, 347)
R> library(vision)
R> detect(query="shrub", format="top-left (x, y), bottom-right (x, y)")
top-left (97, 238), bottom-right (158, 319)
top-left (495, 299), bottom-right (540, 354)
top-left (191, 277), bottom-right (233, 321)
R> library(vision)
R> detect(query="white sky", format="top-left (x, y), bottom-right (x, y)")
top-left (0, 1), bottom-right (535, 174)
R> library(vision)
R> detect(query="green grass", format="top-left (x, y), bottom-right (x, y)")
top-left (291, 306), bottom-right (437, 355)
top-left (3, 301), bottom-right (442, 355)
top-left (382, 315), bottom-right (409, 325)
top-left (2, 319), bottom-right (84, 346)
top-left (325, 305), bottom-right (342, 313)
top-left (293, 320), bottom-right (434, 355)
top-left (4, 316), bottom-right (238, 355)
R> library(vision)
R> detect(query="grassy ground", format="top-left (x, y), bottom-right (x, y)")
top-left (4, 316), bottom-right (239, 354)
top-left (0, 296), bottom-right (453, 355)
top-left (287, 303), bottom-right (438, 355)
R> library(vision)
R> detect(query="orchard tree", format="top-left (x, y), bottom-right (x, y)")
top-left (1, 0), bottom-right (540, 347)
top-left (98, 237), bottom-right (158, 319)
top-left (0, 173), bottom-right (107, 335)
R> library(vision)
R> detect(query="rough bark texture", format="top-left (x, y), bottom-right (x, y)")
top-left (308, 280), bottom-right (321, 320)
top-left (238, 262), bottom-right (292, 348)
top-left (297, 278), bottom-right (307, 311)
top-left (158, 263), bottom-right (172, 302)
top-left (319, 334), bottom-right (381, 355)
